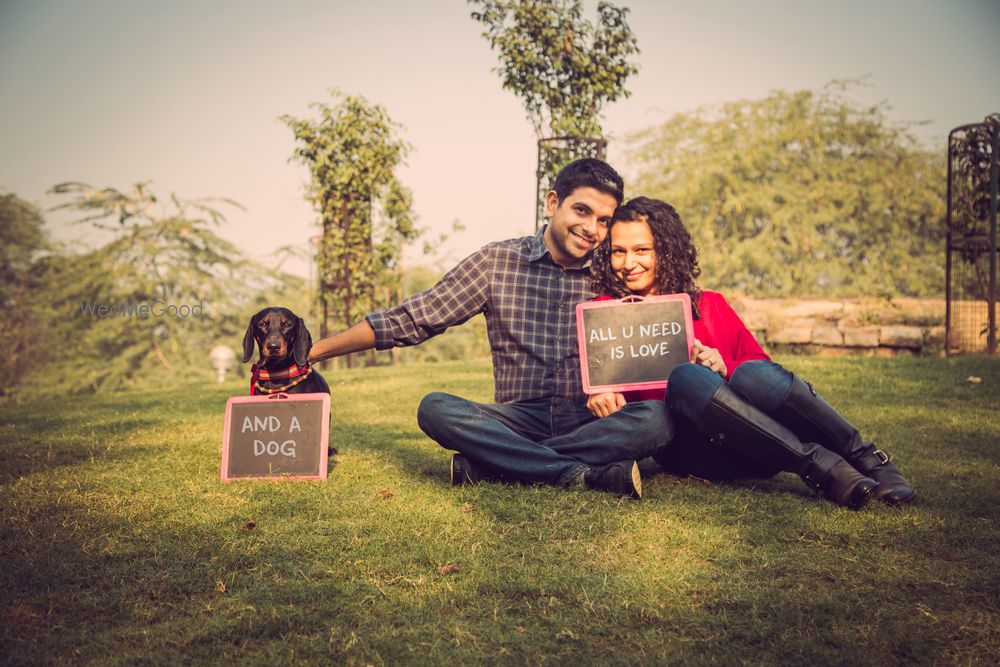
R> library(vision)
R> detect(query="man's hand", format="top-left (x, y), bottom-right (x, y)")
top-left (586, 392), bottom-right (627, 418)
top-left (308, 320), bottom-right (377, 364)
top-left (691, 338), bottom-right (727, 377)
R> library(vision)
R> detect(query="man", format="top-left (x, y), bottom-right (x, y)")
top-left (309, 159), bottom-right (671, 498)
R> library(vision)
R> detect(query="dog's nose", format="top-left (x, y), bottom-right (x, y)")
top-left (266, 341), bottom-right (282, 351)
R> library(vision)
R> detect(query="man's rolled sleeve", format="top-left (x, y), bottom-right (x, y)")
top-left (366, 249), bottom-right (490, 350)
top-left (364, 310), bottom-right (399, 351)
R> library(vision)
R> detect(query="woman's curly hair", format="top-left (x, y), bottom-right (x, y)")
top-left (591, 196), bottom-right (703, 317)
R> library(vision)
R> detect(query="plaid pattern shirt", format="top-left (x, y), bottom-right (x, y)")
top-left (366, 227), bottom-right (594, 403)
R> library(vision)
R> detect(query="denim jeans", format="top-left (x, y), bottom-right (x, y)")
top-left (417, 392), bottom-right (672, 486)
top-left (659, 360), bottom-right (794, 480)
top-left (667, 360), bottom-right (793, 419)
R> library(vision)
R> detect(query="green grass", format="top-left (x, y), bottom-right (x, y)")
top-left (2, 355), bottom-right (998, 666)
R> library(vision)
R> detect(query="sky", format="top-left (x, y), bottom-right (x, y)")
top-left (1, 0), bottom-right (998, 278)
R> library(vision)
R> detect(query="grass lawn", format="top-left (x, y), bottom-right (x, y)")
top-left (1, 355), bottom-right (998, 665)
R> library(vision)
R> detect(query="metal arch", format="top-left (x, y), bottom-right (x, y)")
top-left (946, 115), bottom-right (999, 355)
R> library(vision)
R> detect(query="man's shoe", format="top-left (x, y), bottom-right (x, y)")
top-left (583, 461), bottom-right (642, 499)
top-left (450, 453), bottom-right (485, 485)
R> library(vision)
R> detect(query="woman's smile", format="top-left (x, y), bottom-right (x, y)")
top-left (609, 220), bottom-right (657, 296)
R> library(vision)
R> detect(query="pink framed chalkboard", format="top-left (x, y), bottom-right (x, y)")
top-left (221, 392), bottom-right (330, 482)
top-left (576, 294), bottom-right (694, 394)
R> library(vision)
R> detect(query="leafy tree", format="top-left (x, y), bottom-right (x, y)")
top-left (39, 182), bottom-right (281, 392)
top-left (627, 82), bottom-right (947, 297)
top-left (470, 0), bottom-right (638, 138)
top-left (0, 192), bottom-right (51, 386)
top-left (281, 91), bottom-right (419, 363)
top-left (470, 0), bottom-right (638, 225)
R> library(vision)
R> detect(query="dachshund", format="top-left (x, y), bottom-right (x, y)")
top-left (242, 307), bottom-right (330, 396)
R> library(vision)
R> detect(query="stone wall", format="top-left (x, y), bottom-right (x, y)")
top-left (724, 296), bottom-right (992, 356)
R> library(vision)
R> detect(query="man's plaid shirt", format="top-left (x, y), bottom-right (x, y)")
top-left (366, 227), bottom-right (593, 403)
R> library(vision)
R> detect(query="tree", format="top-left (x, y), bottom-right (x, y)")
top-left (470, 0), bottom-right (638, 138)
top-left (0, 192), bottom-right (51, 386)
top-left (281, 91), bottom-right (418, 364)
top-left (470, 0), bottom-right (639, 225)
top-left (627, 82), bottom-right (947, 297)
top-left (40, 182), bottom-right (277, 392)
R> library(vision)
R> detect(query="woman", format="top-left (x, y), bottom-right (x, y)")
top-left (588, 196), bottom-right (915, 509)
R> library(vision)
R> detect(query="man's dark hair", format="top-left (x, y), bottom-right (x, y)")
top-left (552, 158), bottom-right (625, 206)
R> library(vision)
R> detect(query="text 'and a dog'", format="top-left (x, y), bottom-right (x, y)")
top-left (241, 414), bottom-right (302, 457)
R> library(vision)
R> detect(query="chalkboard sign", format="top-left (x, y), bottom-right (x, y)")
top-left (576, 294), bottom-right (694, 394)
top-left (221, 393), bottom-right (330, 481)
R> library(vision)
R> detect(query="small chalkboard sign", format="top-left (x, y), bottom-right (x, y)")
top-left (221, 393), bottom-right (330, 481)
top-left (576, 294), bottom-right (694, 394)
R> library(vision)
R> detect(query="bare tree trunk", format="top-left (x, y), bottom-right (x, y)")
top-left (341, 196), bottom-right (354, 369)
top-left (318, 198), bottom-right (331, 372)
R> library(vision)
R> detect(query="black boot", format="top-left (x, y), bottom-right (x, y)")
top-left (774, 376), bottom-right (916, 506)
top-left (692, 383), bottom-right (877, 510)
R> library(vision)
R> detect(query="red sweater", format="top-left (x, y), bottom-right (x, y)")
top-left (595, 291), bottom-right (769, 401)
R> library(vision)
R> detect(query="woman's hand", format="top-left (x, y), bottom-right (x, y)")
top-left (586, 392), bottom-right (626, 418)
top-left (691, 338), bottom-right (727, 377)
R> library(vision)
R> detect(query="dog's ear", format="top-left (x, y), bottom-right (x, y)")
top-left (242, 314), bottom-right (259, 363)
top-left (293, 317), bottom-right (313, 366)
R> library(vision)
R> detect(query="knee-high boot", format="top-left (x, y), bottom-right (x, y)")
top-left (692, 382), bottom-right (878, 509)
top-left (772, 375), bottom-right (916, 506)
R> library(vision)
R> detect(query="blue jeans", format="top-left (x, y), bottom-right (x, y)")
top-left (668, 360), bottom-right (793, 417)
top-left (417, 392), bottom-right (672, 486)
top-left (659, 360), bottom-right (793, 479)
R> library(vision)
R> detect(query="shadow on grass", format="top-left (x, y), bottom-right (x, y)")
top-left (3, 358), bottom-right (998, 665)
top-left (7, 463), bottom-right (989, 665)
top-left (0, 413), bottom-right (163, 483)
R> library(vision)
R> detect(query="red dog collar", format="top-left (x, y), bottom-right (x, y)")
top-left (250, 363), bottom-right (313, 395)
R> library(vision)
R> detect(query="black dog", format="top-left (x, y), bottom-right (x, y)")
top-left (242, 307), bottom-right (330, 396)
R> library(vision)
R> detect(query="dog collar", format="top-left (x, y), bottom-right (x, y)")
top-left (250, 363), bottom-right (313, 395)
